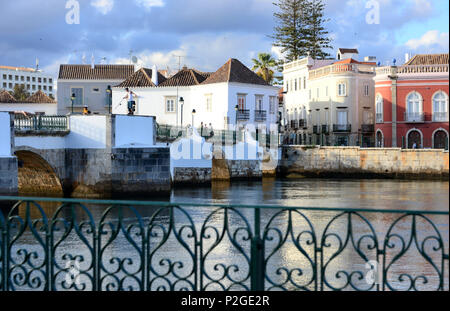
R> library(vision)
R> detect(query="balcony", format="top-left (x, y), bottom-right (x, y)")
top-left (313, 125), bottom-right (320, 134)
top-left (254, 110), bottom-right (267, 122)
top-left (404, 112), bottom-right (424, 123)
top-left (361, 124), bottom-right (375, 133)
top-left (290, 120), bottom-right (298, 130)
top-left (433, 112), bottom-right (449, 122)
top-left (299, 119), bottom-right (307, 129)
top-left (322, 124), bottom-right (329, 134)
top-left (333, 124), bottom-right (352, 133)
top-left (376, 113), bottom-right (383, 123)
top-left (236, 109), bottom-right (250, 121)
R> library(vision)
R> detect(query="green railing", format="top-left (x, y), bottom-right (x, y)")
top-left (156, 124), bottom-right (280, 147)
top-left (14, 115), bottom-right (69, 132)
top-left (0, 196), bottom-right (448, 291)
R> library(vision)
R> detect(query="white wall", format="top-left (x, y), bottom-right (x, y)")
top-left (0, 103), bottom-right (57, 115)
top-left (67, 115), bottom-right (107, 149)
top-left (115, 115), bottom-right (155, 147)
top-left (0, 112), bottom-right (11, 156)
top-left (15, 136), bottom-right (66, 150)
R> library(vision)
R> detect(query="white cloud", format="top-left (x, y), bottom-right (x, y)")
top-left (91, 0), bottom-right (114, 15)
top-left (135, 0), bottom-right (164, 10)
top-left (405, 30), bottom-right (449, 50)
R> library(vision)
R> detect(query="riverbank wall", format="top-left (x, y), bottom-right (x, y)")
top-left (279, 146), bottom-right (449, 179)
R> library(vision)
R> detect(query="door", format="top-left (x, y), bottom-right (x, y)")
top-left (407, 130), bottom-right (421, 149)
top-left (434, 130), bottom-right (448, 150)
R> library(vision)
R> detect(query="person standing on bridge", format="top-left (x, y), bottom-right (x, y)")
top-left (123, 88), bottom-right (139, 115)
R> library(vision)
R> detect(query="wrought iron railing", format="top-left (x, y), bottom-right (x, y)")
top-left (361, 124), bottom-right (375, 133)
top-left (313, 125), bottom-right (320, 134)
top-left (321, 124), bottom-right (329, 134)
top-left (236, 110), bottom-right (250, 121)
top-left (433, 112), bottom-right (449, 122)
top-left (0, 196), bottom-right (448, 291)
top-left (299, 119), bottom-right (307, 129)
top-left (333, 124), bottom-right (352, 133)
top-left (404, 112), bottom-right (425, 123)
top-left (376, 113), bottom-right (383, 123)
top-left (254, 110), bottom-right (267, 122)
top-left (14, 115), bottom-right (69, 132)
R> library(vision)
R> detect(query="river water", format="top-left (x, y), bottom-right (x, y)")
top-left (3, 179), bottom-right (449, 291)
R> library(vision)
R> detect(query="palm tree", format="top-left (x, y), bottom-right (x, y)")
top-left (252, 53), bottom-right (277, 84)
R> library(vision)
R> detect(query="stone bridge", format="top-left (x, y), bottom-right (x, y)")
top-left (1, 112), bottom-right (171, 198)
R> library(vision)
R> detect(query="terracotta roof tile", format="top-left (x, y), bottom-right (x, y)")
top-left (59, 64), bottom-right (135, 80)
top-left (202, 58), bottom-right (269, 86)
top-left (0, 90), bottom-right (17, 103)
top-left (405, 53), bottom-right (449, 65)
top-left (158, 68), bottom-right (211, 87)
top-left (26, 90), bottom-right (56, 104)
top-left (116, 68), bottom-right (167, 87)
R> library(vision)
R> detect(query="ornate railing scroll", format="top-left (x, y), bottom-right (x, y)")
top-left (0, 197), bottom-right (448, 291)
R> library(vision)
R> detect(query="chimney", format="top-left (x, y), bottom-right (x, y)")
top-left (152, 65), bottom-right (159, 86)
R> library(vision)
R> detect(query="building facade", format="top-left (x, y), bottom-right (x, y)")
top-left (112, 59), bottom-right (279, 132)
top-left (0, 66), bottom-right (54, 98)
top-left (374, 53), bottom-right (449, 149)
top-left (57, 64), bottom-right (134, 115)
top-left (282, 49), bottom-right (376, 146)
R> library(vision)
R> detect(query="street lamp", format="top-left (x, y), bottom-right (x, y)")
top-left (180, 97), bottom-right (184, 127)
top-left (192, 109), bottom-right (196, 128)
top-left (235, 105), bottom-right (239, 126)
top-left (71, 93), bottom-right (76, 114)
top-left (106, 85), bottom-right (112, 114)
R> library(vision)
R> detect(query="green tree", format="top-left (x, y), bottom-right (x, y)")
top-left (271, 0), bottom-right (332, 61)
top-left (252, 53), bottom-right (278, 84)
top-left (304, 0), bottom-right (332, 59)
top-left (10, 84), bottom-right (30, 102)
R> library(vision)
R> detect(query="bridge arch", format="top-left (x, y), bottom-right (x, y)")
top-left (14, 150), bottom-right (64, 196)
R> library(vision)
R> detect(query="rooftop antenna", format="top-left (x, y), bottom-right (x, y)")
top-left (91, 53), bottom-right (95, 69)
top-left (82, 53), bottom-right (87, 64)
top-left (101, 57), bottom-right (107, 64)
top-left (129, 50), bottom-right (134, 65)
top-left (35, 57), bottom-right (39, 71)
top-left (174, 54), bottom-right (184, 71)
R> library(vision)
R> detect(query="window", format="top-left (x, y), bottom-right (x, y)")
top-left (337, 110), bottom-right (348, 125)
top-left (255, 95), bottom-right (263, 111)
top-left (27, 77), bottom-right (30, 82)
top-left (49, 78), bottom-right (53, 84)
top-left (303, 77), bottom-right (306, 89)
top-left (294, 79), bottom-right (297, 91)
top-left (26, 85), bottom-right (30, 90)
top-left (2, 74), bottom-right (6, 79)
top-left (338, 82), bottom-right (347, 96)
top-left (315, 110), bottom-right (320, 126)
top-left (8, 75), bottom-right (12, 80)
top-left (43, 85), bottom-right (47, 91)
top-left (376, 94), bottom-right (383, 123)
top-left (238, 94), bottom-right (246, 110)
top-left (165, 97), bottom-right (175, 113)
top-left (43, 78), bottom-right (47, 83)
top-left (406, 92), bottom-right (423, 121)
top-left (15, 76), bottom-right (18, 81)
top-left (9, 83), bottom-right (12, 88)
top-left (38, 85), bottom-right (42, 90)
top-left (205, 94), bottom-right (212, 112)
top-left (363, 110), bottom-right (374, 125)
top-left (20, 76), bottom-right (24, 81)
top-left (49, 86), bottom-right (53, 92)
top-left (433, 91), bottom-right (448, 122)
top-left (38, 78), bottom-right (42, 83)
top-left (32, 85), bottom-right (36, 90)
top-left (2, 83), bottom-right (6, 88)
top-left (32, 77), bottom-right (36, 82)
top-left (269, 96), bottom-right (277, 114)
top-left (92, 88), bottom-right (100, 93)
top-left (364, 84), bottom-right (369, 97)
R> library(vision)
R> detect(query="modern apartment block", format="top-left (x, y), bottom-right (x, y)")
top-left (374, 53), bottom-right (449, 149)
top-left (0, 66), bottom-right (54, 98)
top-left (282, 49), bottom-right (376, 146)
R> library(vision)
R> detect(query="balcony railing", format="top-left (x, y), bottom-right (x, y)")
top-left (0, 196), bottom-right (447, 291)
top-left (313, 125), bottom-right (320, 134)
top-left (254, 110), bottom-right (267, 122)
top-left (433, 112), bottom-right (449, 122)
top-left (322, 124), bottom-right (329, 134)
top-left (299, 119), bottom-right (308, 129)
top-left (236, 109), bottom-right (250, 121)
top-left (290, 120), bottom-right (298, 129)
top-left (361, 124), bottom-right (375, 133)
top-left (404, 112), bottom-right (425, 123)
top-left (333, 124), bottom-right (352, 133)
top-left (14, 115), bottom-right (69, 132)
top-left (376, 113), bottom-right (383, 123)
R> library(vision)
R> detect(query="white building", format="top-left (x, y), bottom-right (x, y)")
top-left (0, 66), bottom-right (55, 98)
top-left (282, 49), bottom-right (376, 146)
top-left (112, 59), bottom-right (279, 132)
top-left (0, 90), bottom-right (57, 115)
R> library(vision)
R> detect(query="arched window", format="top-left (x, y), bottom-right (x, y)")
top-left (432, 91), bottom-right (449, 122)
top-left (406, 92), bottom-right (423, 122)
top-left (376, 94), bottom-right (383, 123)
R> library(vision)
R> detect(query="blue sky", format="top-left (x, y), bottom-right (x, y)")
top-left (0, 0), bottom-right (448, 77)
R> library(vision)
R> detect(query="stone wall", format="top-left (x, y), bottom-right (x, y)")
top-left (0, 157), bottom-right (18, 196)
top-left (173, 167), bottom-right (212, 184)
top-left (280, 146), bottom-right (449, 179)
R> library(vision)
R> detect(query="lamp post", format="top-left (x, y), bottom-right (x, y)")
top-left (180, 97), bottom-right (184, 127)
top-left (192, 109), bottom-right (196, 128)
top-left (71, 93), bottom-right (76, 114)
top-left (235, 105), bottom-right (239, 126)
top-left (106, 85), bottom-right (112, 114)
top-left (235, 105), bottom-right (239, 143)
